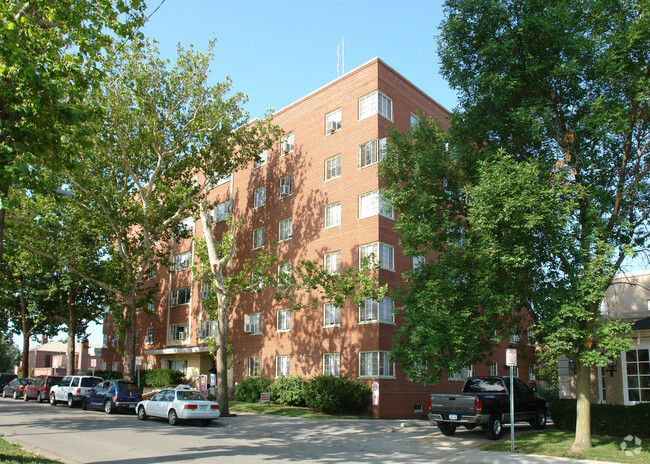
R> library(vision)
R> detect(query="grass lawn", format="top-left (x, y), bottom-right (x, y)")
top-left (0, 436), bottom-right (62, 464)
top-left (228, 400), bottom-right (374, 420)
top-left (483, 428), bottom-right (649, 463)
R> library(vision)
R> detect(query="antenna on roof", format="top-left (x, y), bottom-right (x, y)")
top-left (337, 37), bottom-right (345, 77)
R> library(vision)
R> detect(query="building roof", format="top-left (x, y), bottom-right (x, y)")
top-left (29, 341), bottom-right (102, 354)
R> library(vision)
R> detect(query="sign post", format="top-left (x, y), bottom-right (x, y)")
top-left (506, 348), bottom-right (517, 452)
top-left (135, 356), bottom-right (142, 387)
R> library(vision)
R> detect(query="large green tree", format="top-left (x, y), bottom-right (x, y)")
top-left (382, 0), bottom-right (648, 451)
top-left (0, 0), bottom-right (147, 262)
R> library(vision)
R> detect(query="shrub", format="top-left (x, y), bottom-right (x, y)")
top-left (550, 399), bottom-right (650, 438)
top-left (233, 376), bottom-right (273, 403)
top-left (140, 369), bottom-right (187, 388)
top-left (304, 376), bottom-right (372, 414)
top-left (92, 370), bottom-right (122, 380)
top-left (270, 376), bottom-right (307, 406)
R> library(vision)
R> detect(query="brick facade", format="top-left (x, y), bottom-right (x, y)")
top-left (102, 58), bottom-right (537, 418)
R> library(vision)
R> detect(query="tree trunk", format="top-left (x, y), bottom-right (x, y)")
top-left (66, 291), bottom-right (77, 375)
top-left (572, 359), bottom-right (592, 451)
top-left (0, 184), bottom-right (7, 264)
top-left (20, 293), bottom-right (30, 376)
top-left (122, 292), bottom-right (137, 381)
top-left (216, 292), bottom-right (230, 416)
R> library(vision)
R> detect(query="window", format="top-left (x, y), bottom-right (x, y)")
top-left (358, 138), bottom-right (387, 168)
top-left (213, 200), bottom-right (232, 223)
top-left (101, 362), bottom-right (107, 371)
top-left (323, 353), bottom-right (340, 376)
top-left (413, 256), bottom-right (425, 269)
top-left (325, 155), bottom-right (341, 181)
top-left (410, 113), bottom-right (420, 127)
top-left (200, 281), bottom-right (212, 299)
top-left (449, 365), bottom-right (473, 381)
top-left (324, 251), bottom-right (340, 274)
top-left (325, 202), bottom-right (341, 229)
top-left (199, 319), bottom-right (219, 338)
top-left (529, 365), bottom-right (536, 381)
top-left (279, 173), bottom-right (293, 197)
top-left (278, 262), bottom-right (292, 286)
top-left (276, 355), bottom-right (290, 377)
top-left (172, 251), bottom-right (192, 272)
top-left (170, 323), bottom-right (188, 341)
top-left (489, 362), bottom-right (498, 376)
top-left (277, 309), bottom-right (291, 332)
top-left (281, 132), bottom-right (294, 155)
top-left (510, 330), bottom-right (522, 343)
top-left (359, 242), bottom-right (394, 271)
top-left (112, 362), bottom-right (119, 372)
top-left (168, 360), bottom-right (188, 373)
top-left (359, 190), bottom-right (393, 219)
top-left (254, 186), bottom-right (266, 208)
top-left (279, 218), bottom-right (292, 241)
top-left (148, 266), bottom-right (157, 279)
top-left (147, 302), bottom-right (155, 311)
top-left (527, 327), bottom-right (535, 346)
top-left (213, 173), bottom-right (231, 187)
top-left (179, 217), bottom-right (195, 235)
top-left (359, 351), bottom-right (394, 378)
top-left (359, 298), bottom-right (394, 323)
top-left (245, 312), bottom-right (262, 334)
top-left (248, 357), bottom-right (261, 377)
top-left (252, 227), bottom-right (265, 249)
top-left (145, 361), bottom-right (153, 370)
top-left (359, 91), bottom-right (392, 121)
top-left (624, 348), bottom-right (650, 403)
top-left (254, 149), bottom-right (267, 168)
top-left (170, 287), bottom-right (191, 306)
top-left (145, 328), bottom-right (154, 344)
top-left (324, 302), bottom-right (340, 327)
top-left (326, 109), bottom-right (342, 133)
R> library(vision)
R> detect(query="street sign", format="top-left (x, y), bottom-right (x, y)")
top-left (135, 356), bottom-right (142, 367)
top-left (506, 348), bottom-right (517, 366)
top-left (260, 392), bottom-right (271, 403)
top-left (371, 381), bottom-right (379, 406)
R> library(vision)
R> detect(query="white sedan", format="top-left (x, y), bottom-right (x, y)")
top-left (136, 385), bottom-right (220, 425)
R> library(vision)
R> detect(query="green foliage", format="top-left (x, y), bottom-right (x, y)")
top-left (233, 376), bottom-right (273, 403)
top-left (303, 376), bottom-right (372, 415)
top-left (92, 370), bottom-right (122, 381)
top-left (140, 369), bottom-right (187, 388)
top-left (550, 399), bottom-right (650, 438)
top-left (0, 337), bottom-right (19, 372)
top-left (270, 375), bottom-right (307, 406)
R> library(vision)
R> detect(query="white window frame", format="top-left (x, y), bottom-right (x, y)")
top-left (147, 302), bottom-right (155, 311)
top-left (359, 190), bottom-right (393, 220)
top-left (359, 297), bottom-right (394, 323)
top-left (170, 287), bottom-right (191, 306)
top-left (276, 355), bottom-right (290, 378)
top-left (252, 227), bottom-right (265, 249)
top-left (323, 302), bottom-right (340, 327)
top-left (622, 347), bottom-right (650, 404)
top-left (278, 262), bottom-right (292, 286)
top-left (172, 251), bottom-right (192, 272)
top-left (325, 154), bottom-right (341, 181)
top-left (248, 356), bottom-right (261, 377)
top-left (279, 218), bottom-right (293, 242)
top-left (413, 256), bottom-right (425, 269)
top-left (358, 138), bottom-right (387, 168)
top-left (359, 242), bottom-right (394, 271)
top-left (489, 362), bottom-right (498, 377)
top-left (279, 173), bottom-right (293, 197)
top-left (410, 113), bottom-right (420, 127)
top-left (529, 365), bottom-right (536, 381)
top-left (281, 132), bottom-right (294, 155)
top-left (213, 199), bottom-right (232, 223)
top-left (112, 362), bottom-right (119, 372)
top-left (324, 251), bottom-right (340, 274)
top-left (359, 351), bottom-right (395, 378)
top-left (179, 216), bottom-right (195, 235)
top-left (254, 149), bottom-right (267, 168)
top-left (245, 312), bottom-right (262, 334)
top-left (359, 91), bottom-right (392, 121)
top-left (323, 353), bottom-right (341, 376)
top-left (254, 186), bottom-right (266, 208)
top-left (170, 323), bottom-right (189, 342)
top-left (325, 202), bottom-right (341, 229)
top-left (510, 330), bottom-right (522, 344)
top-left (277, 309), bottom-right (291, 332)
top-left (200, 281), bottom-right (212, 300)
top-left (449, 365), bottom-right (474, 381)
top-left (145, 327), bottom-right (154, 345)
top-left (326, 108), bottom-right (342, 133)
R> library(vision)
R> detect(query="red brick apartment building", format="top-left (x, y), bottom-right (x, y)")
top-left (102, 58), bottom-right (537, 418)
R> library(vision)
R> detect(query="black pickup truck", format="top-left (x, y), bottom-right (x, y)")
top-left (428, 376), bottom-right (548, 440)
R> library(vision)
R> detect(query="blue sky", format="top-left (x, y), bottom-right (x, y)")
top-left (139, 0), bottom-right (457, 118)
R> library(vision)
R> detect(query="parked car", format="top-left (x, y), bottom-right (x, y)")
top-left (23, 375), bottom-right (64, 403)
top-left (2, 377), bottom-right (33, 399)
top-left (0, 373), bottom-right (17, 389)
top-left (136, 385), bottom-right (220, 425)
top-left (81, 380), bottom-right (142, 414)
top-left (428, 376), bottom-right (548, 440)
top-left (49, 375), bottom-right (103, 407)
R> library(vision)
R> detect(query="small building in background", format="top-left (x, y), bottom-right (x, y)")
top-left (28, 337), bottom-right (103, 376)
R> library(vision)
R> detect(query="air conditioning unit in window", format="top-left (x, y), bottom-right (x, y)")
top-left (326, 120), bottom-right (338, 133)
top-left (280, 184), bottom-right (291, 196)
top-left (197, 329), bottom-right (206, 338)
top-left (281, 142), bottom-right (292, 154)
top-left (177, 331), bottom-right (187, 340)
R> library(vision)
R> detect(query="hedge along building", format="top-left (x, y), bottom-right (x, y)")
top-left (101, 58), bottom-right (538, 418)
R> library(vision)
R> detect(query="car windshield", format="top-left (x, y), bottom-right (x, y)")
top-left (463, 378), bottom-right (507, 393)
top-left (118, 382), bottom-right (141, 394)
top-left (176, 391), bottom-right (206, 401)
top-left (81, 377), bottom-right (102, 387)
top-left (47, 377), bottom-right (62, 386)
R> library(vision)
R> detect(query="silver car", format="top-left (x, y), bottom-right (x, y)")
top-left (136, 385), bottom-right (220, 425)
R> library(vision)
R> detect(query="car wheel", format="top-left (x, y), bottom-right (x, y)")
top-left (200, 419), bottom-right (212, 426)
top-left (531, 408), bottom-right (547, 430)
top-left (104, 401), bottom-right (114, 414)
top-left (2, 390), bottom-right (6, 398)
top-left (437, 422), bottom-right (457, 436)
top-left (23, 392), bottom-right (28, 401)
top-left (50, 394), bottom-right (57, 406)
top-left (486, 414), bottom-right (503, 440)
top-left (37, 393), bottom-right (43, 403)
top-left (137, 406), bottom-right (147, 421)
top-left (67, 395), bottom-right (75, 408)
top-left (81, 398), bottom-right (89, 410)
top-left (13, 390), bottom-right (18, 400)
top-left (168, 409), bottom-right (179, 426)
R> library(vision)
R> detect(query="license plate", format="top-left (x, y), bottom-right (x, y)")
top-left (129, 404), bottom-right (135, 408)
top-left (199, 405), bottom-right (208, 409)
top-left (448, 414), bottom-right (458, 420)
